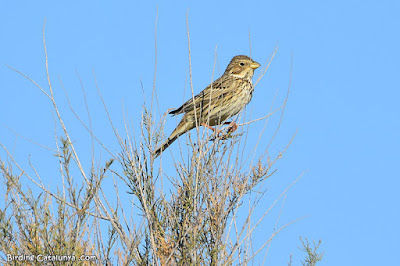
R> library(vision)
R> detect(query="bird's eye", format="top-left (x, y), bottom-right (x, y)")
top-left (240, 62), bottom-right (245, 66)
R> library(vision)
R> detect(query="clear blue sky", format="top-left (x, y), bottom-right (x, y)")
top-left (1, 1), bottom-right (399, 265)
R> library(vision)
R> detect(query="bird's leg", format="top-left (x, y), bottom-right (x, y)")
top-left (224, 121), bottom-right (238, 133)
top-left (201, 123), bottom-right (223, 136)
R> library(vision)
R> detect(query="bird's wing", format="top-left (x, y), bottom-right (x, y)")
top-left (169, 75), bottom-right (234, 116)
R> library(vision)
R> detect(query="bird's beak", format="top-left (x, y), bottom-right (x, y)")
top-left (250, 61), bottom-right (261, 69)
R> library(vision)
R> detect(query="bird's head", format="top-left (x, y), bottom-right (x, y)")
top-left (224, 55), bottom-right (261, 80)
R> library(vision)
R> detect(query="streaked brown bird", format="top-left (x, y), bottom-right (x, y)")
top-left (154, 55), bottom-right (261, 158)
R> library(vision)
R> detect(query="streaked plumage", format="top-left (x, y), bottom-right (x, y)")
top-left (155, 55), bottom-right (260, 158)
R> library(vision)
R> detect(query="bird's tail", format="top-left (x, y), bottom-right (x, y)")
top-left (154, 119), bottom-right (192, 158)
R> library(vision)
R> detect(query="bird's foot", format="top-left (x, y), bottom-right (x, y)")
top-left (224, 121), bottom-right (238, 133)
top-left (204, 122), bottom-right (239, 141)
top-left (218, 121), bottom-right (238, 140)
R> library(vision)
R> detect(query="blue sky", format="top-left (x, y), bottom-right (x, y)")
top-left (1, 1), bottom-right (399, 265)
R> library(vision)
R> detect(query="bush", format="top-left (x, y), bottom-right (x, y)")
top-left (0, 22), bottom-right (322, 265)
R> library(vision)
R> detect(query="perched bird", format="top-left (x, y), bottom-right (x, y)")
top-left (154, 55), bottom-right (261, 158)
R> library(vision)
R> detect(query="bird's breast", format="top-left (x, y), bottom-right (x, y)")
top-left (196, 78), bottom-right (254, 126)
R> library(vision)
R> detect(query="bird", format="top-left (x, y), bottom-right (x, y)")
top-left (154, 55), bottom-right (261, 158)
